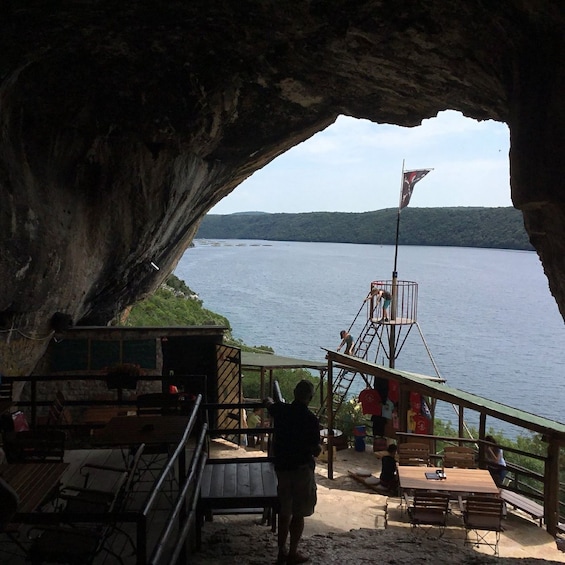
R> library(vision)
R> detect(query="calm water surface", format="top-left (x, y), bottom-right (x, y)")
top-left (175, 240), bottom-right (565, 436)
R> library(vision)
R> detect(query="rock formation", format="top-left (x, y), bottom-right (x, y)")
top-left (0, 2), bottom-right (563, 375)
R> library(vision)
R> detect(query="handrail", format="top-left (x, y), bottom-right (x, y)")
top-left (143, 394), bottom-right (202, 516)
top-left (149, 421), bottom-right (209, 565)
top-left (167, 449), bottom-right (209, 565)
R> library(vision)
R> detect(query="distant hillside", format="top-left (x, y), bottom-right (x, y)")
top-left (196, 207), bottom-right (534, 251)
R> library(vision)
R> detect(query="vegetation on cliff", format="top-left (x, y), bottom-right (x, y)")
top-left (122, 277), bottom-right (230, 328)
top-left (197, 207), bottom-right (533, 250)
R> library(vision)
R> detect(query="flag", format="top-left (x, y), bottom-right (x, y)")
top-left (400, 168), bottom-right (431, 210)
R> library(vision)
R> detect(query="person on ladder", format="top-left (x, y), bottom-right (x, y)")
top-left (337, 330), bottom-right (355, 355)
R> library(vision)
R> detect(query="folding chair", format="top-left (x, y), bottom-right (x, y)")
top-left (463, 495), bottom-right (504, 556)
top-left (27, 476), bottom-right (129, 565)
top-left (407, 491), bottom-right (450, 537)
top-left (27, 457), bottom-right (140, 565)
top-left (62, 443), bottom-right (145, 513)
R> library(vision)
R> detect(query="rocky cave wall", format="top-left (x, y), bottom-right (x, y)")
top-left (0, 1), bottom-right (564, 375)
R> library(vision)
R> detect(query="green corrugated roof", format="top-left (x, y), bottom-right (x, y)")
top-left (405, 370), bottom-right (565, 436)
top-left (327, 351), bottom-right (565, 438)
top-left (241, 351), bottom-right (326, 371)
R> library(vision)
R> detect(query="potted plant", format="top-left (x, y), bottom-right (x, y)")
top-left (333, 397), bottom-right (369, 450)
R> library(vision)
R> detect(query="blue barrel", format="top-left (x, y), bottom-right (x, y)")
top-left (354, 435), bottom-right (366, 452)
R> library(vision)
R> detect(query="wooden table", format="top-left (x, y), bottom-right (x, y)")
top-left (90, 414), bottom-right (190, 448)
top-left (0, 462), bottom-right (69, 514)
top-left (398, 466), bottom-right (500, 495)
top-left (81, 406), bottom-right (133, 426)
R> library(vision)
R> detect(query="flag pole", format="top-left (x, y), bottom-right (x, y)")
top-left (389, 160), bottom-right (404, 368)
top-left (393, 159), bottom-right (404, 278)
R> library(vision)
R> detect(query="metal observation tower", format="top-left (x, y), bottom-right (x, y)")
top-left (325, 276), bottom-right (442, 418)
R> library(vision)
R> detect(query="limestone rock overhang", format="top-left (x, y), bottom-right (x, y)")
top-left (0, 2), bottom-right (564, 374)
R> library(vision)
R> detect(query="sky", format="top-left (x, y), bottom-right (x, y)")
top-left (210, 110), bottom-right (512, 214)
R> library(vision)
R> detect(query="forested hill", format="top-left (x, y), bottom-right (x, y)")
top-left (196, 207), bottom-right (534, 250)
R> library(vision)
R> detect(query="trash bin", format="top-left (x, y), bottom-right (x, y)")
top-left (353, 425), bottom-right (366, 452)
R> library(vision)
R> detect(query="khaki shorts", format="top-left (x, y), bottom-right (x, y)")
top-left (276, 465), bottom-right (317, 518)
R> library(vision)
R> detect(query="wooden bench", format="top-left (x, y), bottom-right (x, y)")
top-left (196, 457), bottom-right (279, 548)
top-left (500, 489), bottom-right (544, 526)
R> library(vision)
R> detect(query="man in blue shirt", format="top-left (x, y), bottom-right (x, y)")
top-left (265, 380), bottom-right (321, 565)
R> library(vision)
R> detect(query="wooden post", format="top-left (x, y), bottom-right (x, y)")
top-left (544, 437), bottom-right (560, 535)
top-left (327, 359), bottom-right (334, 479)
top-left (478, 413), bottom-right (486, 468)
top-left (458, 406), bottom-right (464, 444)
top-left (260, 367), bottom-right (265, 400)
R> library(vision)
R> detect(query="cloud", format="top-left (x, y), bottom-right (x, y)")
top-left (211, 111), bottom-right (512, 214)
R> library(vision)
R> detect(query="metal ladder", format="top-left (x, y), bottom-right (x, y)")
top-left (317, 303), bottom-right (378, 421)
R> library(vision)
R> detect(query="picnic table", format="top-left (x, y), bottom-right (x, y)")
top-left (398, 466), bottom-right (499, 496)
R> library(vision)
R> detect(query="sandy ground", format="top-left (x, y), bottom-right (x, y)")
top-left (191, 440), bottom-right (565, 564)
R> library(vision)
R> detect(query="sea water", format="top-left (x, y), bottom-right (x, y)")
top-left (175, 240), bottom-right (565, 437)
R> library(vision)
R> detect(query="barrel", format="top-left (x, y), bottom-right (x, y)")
top-left (354, 435), bottom-right (366, 452)
top-left (353, 425), bottom-right (366, 436)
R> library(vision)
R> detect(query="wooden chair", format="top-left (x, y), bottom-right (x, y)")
top-left (462, 495), bottom-right (505, 556)
top-left (443, 446), bottom-right (476, 469)
top-left (37, 391), bottom-right (69, 428)
top-left (407, 491), bottom-right (450, 537)
top-left (398, 442), bottom-right (430, 466)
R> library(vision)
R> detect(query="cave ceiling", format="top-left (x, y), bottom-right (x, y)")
top-left (0, 1), bottom-right (564, 374)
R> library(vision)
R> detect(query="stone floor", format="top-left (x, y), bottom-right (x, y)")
top-left (196, 441), bottom-right (565, 563)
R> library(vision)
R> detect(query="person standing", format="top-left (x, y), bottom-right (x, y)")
top-left (337, 330), bottom-right (355, 355)
top-left (365, 286), bottom-right (392, 322)
top-left (265, 380), bottom-right (321, 565)
top-left (485, 435), bottom-right (507, 486)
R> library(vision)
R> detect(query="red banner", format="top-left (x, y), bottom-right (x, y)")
top-left (400, 169), bottom-right (431, 210)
